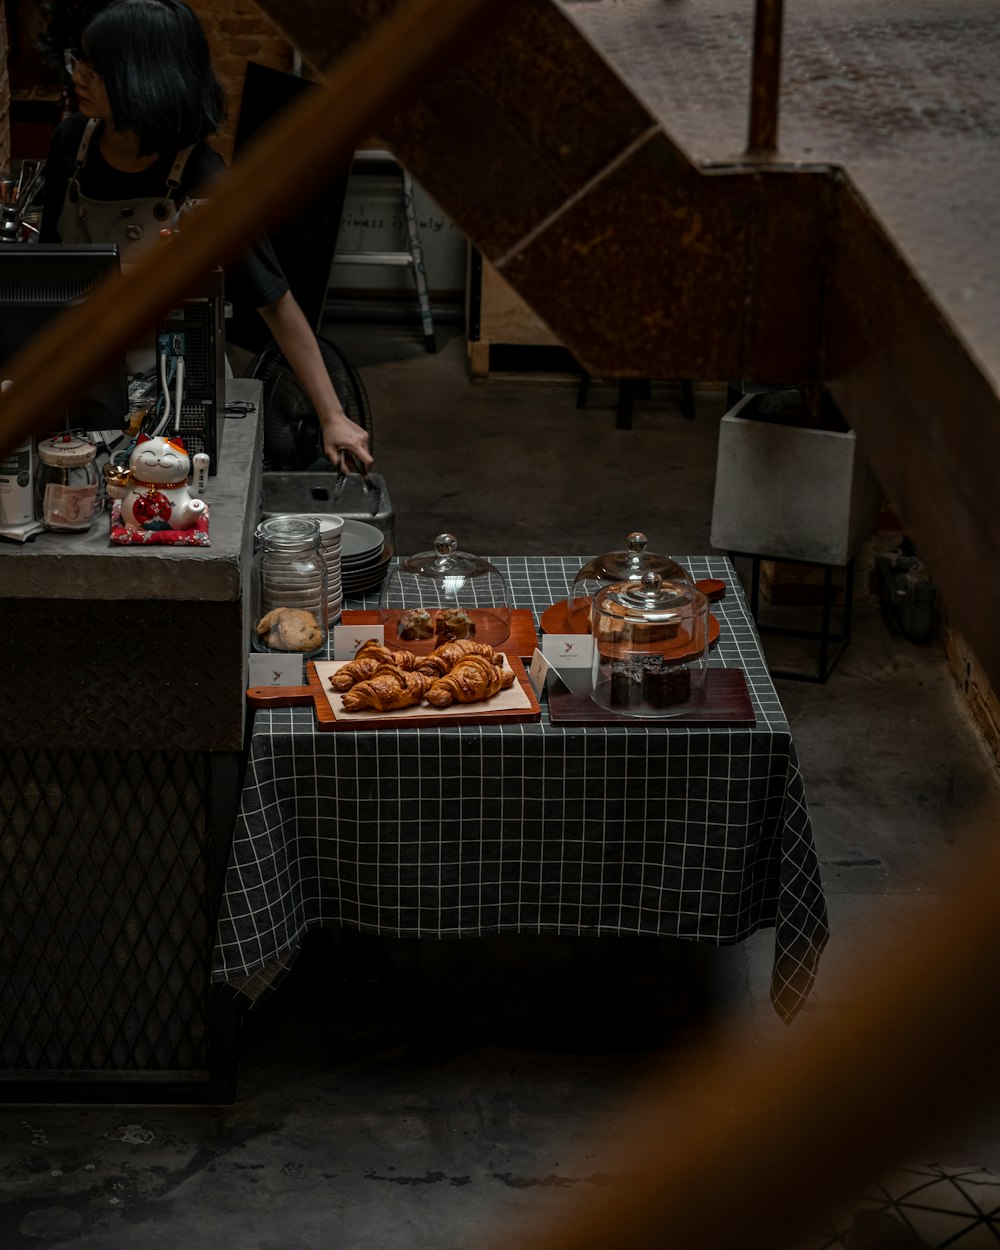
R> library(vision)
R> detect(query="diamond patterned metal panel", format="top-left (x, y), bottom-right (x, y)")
top-left (0, 599), bottom-right (245, 753)
top-left (0, 748), bottom-right (214, 1076)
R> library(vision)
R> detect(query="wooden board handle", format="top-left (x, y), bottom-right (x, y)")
top-left (247, 685), bottom-right (316, 709)
top-left (696, 578), bottom-right (727, 602)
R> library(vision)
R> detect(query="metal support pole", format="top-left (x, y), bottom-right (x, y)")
top-left (747, 0), bottom-right (784, 154)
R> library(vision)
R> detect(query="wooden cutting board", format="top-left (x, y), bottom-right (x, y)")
top-left (340, 607), bottom-right (540, 657)
top-left (247, 653), bottom-right (541, 730)
top-left (545, 667), bottom-right (755, 727)
top-left (540, 598), bottom-right (721, 652)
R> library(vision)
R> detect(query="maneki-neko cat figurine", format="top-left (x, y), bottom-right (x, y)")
top-left (110, 433), bottom-right (210, 546)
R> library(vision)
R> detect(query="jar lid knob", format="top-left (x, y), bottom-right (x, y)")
top-left (626, 532), bottom-right (647, 552)
top-left (434, 533), bottom-right (458, 555)
top-left (641, 571), bottom-right (662, 593)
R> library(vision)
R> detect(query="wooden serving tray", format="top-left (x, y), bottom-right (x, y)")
top-left (540, 598), bottom-right (721, 652)
top-left (539, 579), bottom-right (726, 639)
top-left (341, 607), bottom-right (540, 658)
top-left (546, 667), bottom-right (755, 728)
top-left (247, 653), bottom-right (541, 731)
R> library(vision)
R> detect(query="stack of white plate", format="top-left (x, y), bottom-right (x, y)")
top-left (341, 518), bottom-right (393, 596)
top-left (317, 515), bottom-right (344, 625)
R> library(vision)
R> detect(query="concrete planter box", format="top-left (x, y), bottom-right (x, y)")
top-left (710, 393), bottom-right (881, 566)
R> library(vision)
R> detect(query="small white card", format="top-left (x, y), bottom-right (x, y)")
top-left (248, 651), bottom-right (304, 687)
top-left (541, 633), bottom-right (594, 668)
top-left (333, 623), bottom-right (384, 660)
top-left (528, 648), bottom-right (552, 699)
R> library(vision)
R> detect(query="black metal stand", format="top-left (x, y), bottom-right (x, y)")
top-left (576, 376), bottom-right (696, 426)
top-left (729, 551), bottom-right (855, 683)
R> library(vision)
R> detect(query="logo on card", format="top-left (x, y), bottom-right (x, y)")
top-left (541, 634), bottom-right (594, 669)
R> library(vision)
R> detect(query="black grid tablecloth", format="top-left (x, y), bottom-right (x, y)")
top-left (213, 556), bottom-right (828, 1021)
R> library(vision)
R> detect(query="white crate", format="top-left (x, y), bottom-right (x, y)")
top-left (710, 393), bottom-right (881, 566)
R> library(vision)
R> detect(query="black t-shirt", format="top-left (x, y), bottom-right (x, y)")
top-left (40, 113), bottom-right (289, 316)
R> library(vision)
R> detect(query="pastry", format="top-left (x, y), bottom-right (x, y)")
top-left (416, 639), bottom-right (502, 679)
top-left (425, 654), bottom-right (515, 707)
top-left (330, 640), bottom-right (419, 691)
top-left (255, 607), bottom-right (323, 653)
top-left (340, 665), bottom-right (433, 712)
top-left (434, 608), bottom-right (475, 643)
top-left (642, 657), bottom-right (692, 707)
top-left (608, 655), bottom-right (692, 708)
top-left (609, 658), bottom-right (645, 708)
top-left (397, 608), bottom-right (433, 641)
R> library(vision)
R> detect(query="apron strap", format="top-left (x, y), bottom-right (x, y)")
top-left (67, 117), bottom-right (100, 204)
top-left (68, 122), bottom-right (196, 221)
top-left (155, 145), bottom-right (196, 221)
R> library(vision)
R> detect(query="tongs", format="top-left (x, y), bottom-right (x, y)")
top-left (338, 450), bottom-right (381, 515)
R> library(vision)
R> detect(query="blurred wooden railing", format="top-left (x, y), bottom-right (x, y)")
top-left (2, 2), bottom-right (999, 1246)
top-left (0, 0), bottom-right (510, 457)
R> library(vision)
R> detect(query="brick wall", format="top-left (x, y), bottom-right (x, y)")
top-left (1, 4), bottom-right (10, 168)
top-left (2, 0), bottom-right (299, 167)
top-left (187, 0), bottom-right (298, 164)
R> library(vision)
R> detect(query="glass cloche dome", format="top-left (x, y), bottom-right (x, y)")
top-left (568, 532), bottom-right (692, 632)
top-left (379, 533), bottom-right (511, 651)
top-left (590, 572), bottom-right (709, 718)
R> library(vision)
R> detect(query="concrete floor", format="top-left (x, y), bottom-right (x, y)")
top-left (2, 321), bottom-right (1000, 1247)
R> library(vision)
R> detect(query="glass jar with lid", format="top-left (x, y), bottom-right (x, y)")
top-left (378, 532), bottom-right (511, 651)
top-left (251, 515), bottom-right (328, 656)
top-left (590, 572), bottom-right (709, 717)
top-left (569, 532), bottom-right (692, 632)
top-left (34, 431), bottom-right (99, 532)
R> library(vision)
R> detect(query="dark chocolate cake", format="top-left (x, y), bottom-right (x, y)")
top-left (609, 659), bottom-right (646, 707)
top-left (642, 657), bottom-right (691, 707)
top-left (609, 654), bottom-right (692, 710)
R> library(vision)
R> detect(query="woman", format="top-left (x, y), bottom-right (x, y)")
top-left (39, 0), bottom-right (372, 472)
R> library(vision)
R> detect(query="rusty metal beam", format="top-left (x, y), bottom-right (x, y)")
top-left (748, 0), bottom-right (785, 154)
top-left (256, 0), bottom-right (831, 383)
top-left (824, 183), bottom-right (1000, 698)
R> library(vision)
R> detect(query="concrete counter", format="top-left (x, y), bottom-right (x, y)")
top-left (0, 380), bottom-right (261, 1100)
top-left (0, 380), bottom-right (262, 753)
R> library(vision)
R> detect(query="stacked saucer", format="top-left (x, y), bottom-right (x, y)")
top-left (341, 518), bottom-right (393, 596)
top-left (316, 515), bottom-right (344, 625)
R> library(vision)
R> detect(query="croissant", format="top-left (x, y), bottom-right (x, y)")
top-left (340, 665), bottom-right (433, 713)
top-left (425, 654), bottom-right (516, 707)
top-left (416, 639), bottom-right (502, 679)
top-left (330, 640), bottom-right (420, 691)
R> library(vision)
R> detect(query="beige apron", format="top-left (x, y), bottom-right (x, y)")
top-left (57, 119), bottom-right (195, 373)
top-left (57, 118), bottom-right (195, 262)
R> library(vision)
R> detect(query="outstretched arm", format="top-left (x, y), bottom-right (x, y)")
top-left (257, 290), bottom-right (373, 471)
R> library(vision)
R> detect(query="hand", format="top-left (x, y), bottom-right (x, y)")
top-left (320, 410), bottom-right (372, 473)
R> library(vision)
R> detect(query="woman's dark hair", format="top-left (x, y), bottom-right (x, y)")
top-left (82, 0), bottom-right (226, 153)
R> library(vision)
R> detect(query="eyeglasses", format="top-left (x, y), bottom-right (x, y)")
top-left (64, 48), bottom-right (99, 86)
